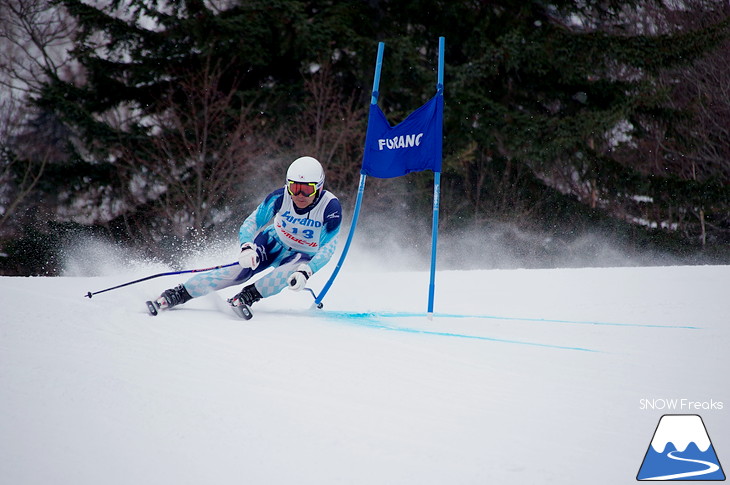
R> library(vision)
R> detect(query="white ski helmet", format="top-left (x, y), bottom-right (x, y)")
top-left (286, 156), bottom-right (325, 192)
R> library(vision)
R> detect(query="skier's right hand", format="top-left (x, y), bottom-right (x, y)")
top-left (238, 242), bottom-right (260, 269)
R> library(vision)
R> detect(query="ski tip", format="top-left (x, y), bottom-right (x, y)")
top-left (232, 304), bottom-right (254, 320)
top-left (145, 300), bottom-right (159, 316)
top-left (227, 298), bottom-right (254, 320)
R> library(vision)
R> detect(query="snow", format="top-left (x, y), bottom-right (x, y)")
top-left (1, 246), bottom-right (728, 485)
top-left (650, 415), bottom-right (711, 453)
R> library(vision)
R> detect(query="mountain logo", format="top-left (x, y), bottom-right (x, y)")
top-left (637, 414), bottom-right (725, 481)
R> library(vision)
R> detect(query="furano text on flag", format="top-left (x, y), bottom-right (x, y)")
top-left (361, 94), bottom-right (443, 178)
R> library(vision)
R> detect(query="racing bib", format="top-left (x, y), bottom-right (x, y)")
top-left (274, 191), bottom-right (336, 253)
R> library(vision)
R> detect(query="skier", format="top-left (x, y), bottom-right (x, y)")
top-left (148, 156), bottom-right (342, 319)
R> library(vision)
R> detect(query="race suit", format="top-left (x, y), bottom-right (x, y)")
top-left (183, 187), bottom-right (341, 298)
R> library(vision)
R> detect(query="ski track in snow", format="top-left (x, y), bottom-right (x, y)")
top-left (643, 450), bottom-right (721, 480)
top-left (1, 263), bottom-right (728, 485)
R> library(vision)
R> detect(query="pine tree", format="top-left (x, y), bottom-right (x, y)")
top-left (35, 0), bottom-right (730, 257)
top-left (365, 0), bottom-right (730, 247)
top-left (37, 0), bottom-right (372, 247)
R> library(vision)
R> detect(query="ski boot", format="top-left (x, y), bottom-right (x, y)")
top-left (227, 284), bottom-right (261, 320)
top-left (146, 284), bottom-right (193, 316)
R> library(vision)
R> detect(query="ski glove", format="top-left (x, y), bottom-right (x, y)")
top-left (238, 242), bottom-right (261, 270)
top-left (288, 264), bottom-right (312, 291)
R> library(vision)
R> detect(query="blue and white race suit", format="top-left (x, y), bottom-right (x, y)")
top-left (184, 187), bottom-right (341, 298)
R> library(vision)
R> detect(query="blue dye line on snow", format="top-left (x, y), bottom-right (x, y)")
top-left (321, 311), bottom-right (599, 352)
top-left (326, 311), bottom-right (699, 330)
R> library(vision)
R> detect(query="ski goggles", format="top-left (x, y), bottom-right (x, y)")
top-left (287, 180), bottom-right (318, 197)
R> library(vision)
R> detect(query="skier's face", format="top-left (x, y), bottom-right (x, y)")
top-left (291, 193), bottom-right (315, 209)
top-left (287, 180), bottom-right (318, 209)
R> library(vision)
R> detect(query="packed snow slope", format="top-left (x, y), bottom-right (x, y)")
top-left (1, 250), bottom-right (728, 484)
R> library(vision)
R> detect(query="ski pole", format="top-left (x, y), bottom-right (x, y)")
top-left (84, 262), bottom-right (238, 298)
top-left (304, 287), bottom-right (324, 309)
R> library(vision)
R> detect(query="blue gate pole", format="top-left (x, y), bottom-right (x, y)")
top-left (313, 173), bottom-right (366, 307)
top-left (313, 42), bottom-right (385, 308)
top-left (427, 36), bottom-right (445, 317)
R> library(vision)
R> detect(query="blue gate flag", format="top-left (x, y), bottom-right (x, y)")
top-left (361, 94), bottom-right (443, 178)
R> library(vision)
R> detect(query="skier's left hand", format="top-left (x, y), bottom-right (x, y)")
top-left (288, 264), bottom-right (312, 291)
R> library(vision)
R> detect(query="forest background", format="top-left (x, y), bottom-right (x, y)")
top-left (1, 0), bottom-right (729, 276)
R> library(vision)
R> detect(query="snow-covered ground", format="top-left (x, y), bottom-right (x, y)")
top-left (1, 244), bottom-right (727, 484)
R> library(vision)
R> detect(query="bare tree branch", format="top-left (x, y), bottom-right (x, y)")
top-left (114, 57), bottom-right (271, 242)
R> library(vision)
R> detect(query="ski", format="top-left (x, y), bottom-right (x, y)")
top-left (145, 296), bottom-right (253, 319)
top-left (227, 298), bottom-right (254, 320)
top-left (145, 297), bottom-right (253, 320)
top-left (146, 300), bottom-right (160, 316)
